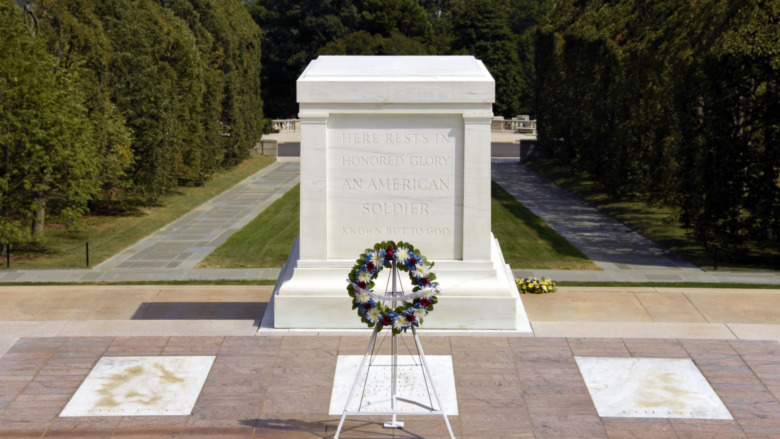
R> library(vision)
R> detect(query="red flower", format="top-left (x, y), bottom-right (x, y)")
top-left (420, 278), bottom-right (429, 286)
top-left (367, 262), bottom-right (375, 271)
top-left (385, 245), bottom-right (394, 260)
top-left (363, 302), bottom-right (372, 310)
top-left (420, 298), bottom-right (431, 307)
top-left (405, 314), bottom-right (415, 322)
top-left (358, 281), bottom-right (366, 289)
top-left (409, 257), bottom-right (417, 265)
top-left (382, 315), bottom-right (393, 326)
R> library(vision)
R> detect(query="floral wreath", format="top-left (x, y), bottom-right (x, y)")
top-left (347, 240), bottom-right (439, 334)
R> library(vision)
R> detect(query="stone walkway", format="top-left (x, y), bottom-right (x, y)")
top-left (96, 162), bottom-right (299, 271)
top-left (491, 159), bottom-right (696, 271)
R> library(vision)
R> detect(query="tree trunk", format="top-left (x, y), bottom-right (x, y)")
top-left (1, 230), bottom-right (7, 258)
top-left (31, 203), bottom-right (45, 236)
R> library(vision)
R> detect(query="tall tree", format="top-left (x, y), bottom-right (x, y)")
top-left (450, 0), bottom-right (524, 117)
top-left (359, 0), bottom-right (435, 48)
top-left (319, 30), bottom-right (429, 55)
top-left (508, 0), bottom-right (554, 115)
top-left (535, 0), bottom-right (780, 259)
top-left (29, 0), bottom-right (135, 205)
top-left (0, 0), bottom-right (97, 245)
top-left (187, 0), bottom-right (263, 165)
top-left (94, 0), bottom-right (207, 202)
top-left (248, 0), bottom-right (359, 118)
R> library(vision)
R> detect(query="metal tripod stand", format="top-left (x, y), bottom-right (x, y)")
top-left (334, 260), bottom-right (455, 439)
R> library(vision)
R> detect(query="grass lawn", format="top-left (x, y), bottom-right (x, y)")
top-left (197, 185), bottom-right (300, 268)
top-left (198, 182), bottom-right (599, 270)
top-left (491, 182), bottom-right (598, 269)
top-left (527, 157), bottom-right (780, 271)
top-left (6, 154), bottom-right (276, 269)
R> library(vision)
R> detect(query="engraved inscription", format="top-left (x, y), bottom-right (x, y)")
top-left (327, 114), bottom-right (463, 259)
top-left (341, 154), bottom-right (450, 167)
top-left (341, 133), bottom-right (450, 144)
top-left (342, 155), bottom-right (404, 167)
top-left (342, 226), bottom-right (451, 237)
top-left (362, 202), bottom-right (429, 215)
top-left (341, 178), bottom-right (449, 192)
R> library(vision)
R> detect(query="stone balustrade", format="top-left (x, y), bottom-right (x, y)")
top-left (272, 119), bottom-right (299, 132)
top-left (491, 116), bottom-right (537, 134)
top-left (273, 117), bottom-right (536, 134)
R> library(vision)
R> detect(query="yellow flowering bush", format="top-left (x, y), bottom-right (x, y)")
top-left (516, 277), bottom-right (557, 294)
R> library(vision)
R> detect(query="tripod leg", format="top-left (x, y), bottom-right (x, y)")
top-left (384, 331), bottom-right (404, 428)
top-left (334, 324), bottom-right (380, 439)
top-left (411, 326), bottom-right (456, 439)
top-left (384, 260), bottom-right (404, 428)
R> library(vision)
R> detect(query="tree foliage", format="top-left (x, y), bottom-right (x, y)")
top-left (535, 0), bottom-right (780, 258)
top-left (320, 30), bottom-right (429, 55)
top-left (248, 0), bottom-right (360, 118)
top-left (249, 0), bottom-right (552, 118)
top-left (0, 0), bottom-right (263, 247)
top-left (359, 0), bottom-right (434, 47)
top-left (0, 0), bottom-right (97, 244)
top-left (449, 0), bottom-right (524, 117)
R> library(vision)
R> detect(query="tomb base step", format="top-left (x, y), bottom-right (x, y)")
top-left (267, 235), bottom-right (532, 332)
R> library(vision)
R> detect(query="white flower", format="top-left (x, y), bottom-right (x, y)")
top-left (393, 317), bottom-right (408, 330)
top-left (419, 288), bottom-right (436, 300)
top-left (413, 263), bottom-right (430, 278)
top-left (355, 290), bottom-right (370, 304)
top-left (414, 308), bottom-right (427, 319)
top-left (368, 307), bottom-right (381, 322)
top-left (357, 270), bottom-right (372, 283)
top-left (394, 247), bottom-right (410, 264)
top-left (370, 252), bottom-right (383, 267)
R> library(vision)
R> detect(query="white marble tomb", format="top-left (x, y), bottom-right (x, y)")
top-left (271, 56), bottom-right (531, 331)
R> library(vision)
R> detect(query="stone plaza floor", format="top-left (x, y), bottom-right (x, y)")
top-left (1, 285), bottom-right (779, 438)
top-left (5, 335), bottom-right (780, 438)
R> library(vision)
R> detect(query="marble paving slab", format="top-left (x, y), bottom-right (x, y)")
top-left (330, 355), bottom-right (458, 415)
top-left (575, 356), bottom-right (732, 419)
top-left (60, 356), bottom-right (215, 417)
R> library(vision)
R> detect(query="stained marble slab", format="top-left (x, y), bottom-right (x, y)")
top-left (60, 356), bottom-right (215, 417)
top-left (575, 356), bottom-right (732, 419)
top-left (330, 355), bottom-right (458, 415)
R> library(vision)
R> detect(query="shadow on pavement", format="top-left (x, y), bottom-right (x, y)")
top-left (131, 302), bottom-right (267, 320)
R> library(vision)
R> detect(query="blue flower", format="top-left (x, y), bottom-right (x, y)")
top-left (397, 309), bottom-right (419, 329)
top-left (358, 299), bottom-right (376, 316)
top-left (405, 252), bottom-right (420, 270)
